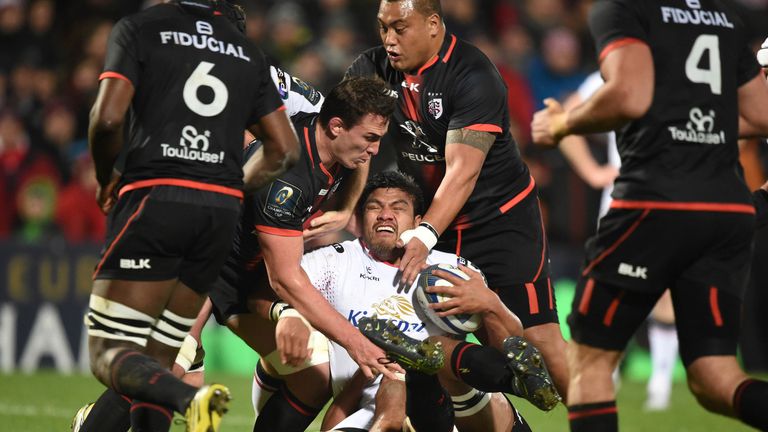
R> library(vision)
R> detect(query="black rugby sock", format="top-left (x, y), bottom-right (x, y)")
top-left (80, 388), bottom-right (131, 432)
top-left (733, 379), bottom-right (768, 430)
top-left (252, 384), bottom-right (321, 431)
top-left (568, 401), bottom-right (618, 432)
top-left (130, 400), bottom-right (173, 432)
top-left (110, 350), bottom-right (198, 414)
top-left (451, 341), bottom-right (515, 393)
top-left (406, 371), bottom-right (454, 432)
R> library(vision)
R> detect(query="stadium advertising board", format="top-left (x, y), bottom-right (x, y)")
top-left (0, 241), bottom-right (97, 373)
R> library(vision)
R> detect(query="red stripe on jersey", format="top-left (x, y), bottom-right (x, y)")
top-left (582, 209), bottom-right (650, 277)
top-left (499, 176), bottom-right (535, 214)
top-left (610, 199), bottom-right (755, 214)
top-left (93, 195), bottom-right (150, 279)
top-left (709, 286), bottom-right (723, 327)
top-left (276, 104), bottom-right (287, 112)
top-left (464, 123), bottom-right (503, 133)
top-left (547, 278), bottom-right (553, 310)
top-left (531, 197), bottom-right (547, 282)
top-left (578, 278), bottom-right (595, 315)
top-left (99, 71), bottom-right (132, 84)
top-left (304, 127), bottom-right (314, 166)
top-left (525, 283), bottom-right (539, 314)
top-left (402, 75), bottom-right (423, 121)
top-left (442, 35), bottom-right (458, 63)
top-left (254, 225), bottom-right (303, 237)
top-left (599, 37), bottom-right (645, 62)
top-left (455, 229), bottom-right (462, 256)
top-left (417, 55), bottom-right (439, 76)
top-left (119, 178), bottom-right (243, 199)
top-left (603, 292), bottom-right (623, 326)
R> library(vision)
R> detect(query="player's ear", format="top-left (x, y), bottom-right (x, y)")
top-left (427, 13), bottom-right (441, 37)
top-left (328, 117), bottom-right (345, 137)
top-left (414, 214), bottom-right (422, 225)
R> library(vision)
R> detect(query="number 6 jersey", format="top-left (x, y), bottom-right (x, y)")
top-left (590, 0), bottom-right (761, 206)
top-left (101, 3), bottom-right (284, 194)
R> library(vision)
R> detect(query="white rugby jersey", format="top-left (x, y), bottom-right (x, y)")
top-left (301, 238), bottom-right (474, 430)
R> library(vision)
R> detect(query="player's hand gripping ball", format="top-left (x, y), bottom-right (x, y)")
top-left (415, 263), bottom-right (483, 335)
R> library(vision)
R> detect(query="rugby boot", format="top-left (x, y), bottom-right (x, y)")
top-left (503, 336), bottom-right (561, 411)
top-left (184, 383), bottom-right (231, 432)
top-left (358, 316), bottom-right (444, 375)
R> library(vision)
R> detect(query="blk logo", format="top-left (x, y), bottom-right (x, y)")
top-left (120, 259), bottom-right (151, 270)
top-left (618, 262), bottom-right (647, 279)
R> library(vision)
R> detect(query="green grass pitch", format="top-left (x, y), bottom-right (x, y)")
top-left (0, 371), bottom-right (754, 431)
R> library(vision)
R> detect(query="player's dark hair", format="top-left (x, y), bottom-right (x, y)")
top-left (358, 170), bottom-right (425, 217)
top-left (319, 76), bottom-right (396, 129)
top-left (383, 0), bottom-right (442, 17)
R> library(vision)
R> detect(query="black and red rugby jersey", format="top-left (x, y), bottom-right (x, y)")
top-left (346, 34), bottom-right (532, 230)
top-left (102, 3), bottom-right (284, 196)
top-left (590, 0), bottom-right (761, 209)
top-left (232, 112), bottom-right (350, 269)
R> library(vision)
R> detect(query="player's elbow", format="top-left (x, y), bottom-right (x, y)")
top-left (89, 104), bottom-right (124, 133)
top-left (616, 87), bottom-right (652, 121)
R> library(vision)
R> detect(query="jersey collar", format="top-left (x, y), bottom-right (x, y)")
top-left (358, 239), bottom-right (399, 268)
top-left (409, 33), bottom-right (458, 76)
top-left (303, 116), bottom-right (339, 185)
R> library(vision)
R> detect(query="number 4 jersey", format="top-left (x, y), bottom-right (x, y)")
top-left (102, 3), bottom-right (284, 193)
top-left (590, 0), bottom-right (761, 205)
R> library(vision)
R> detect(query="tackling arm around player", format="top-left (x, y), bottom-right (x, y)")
top-left (251, 171), bottom-right (558, 432)
top-left (347, 0), bottom-right (570, 400)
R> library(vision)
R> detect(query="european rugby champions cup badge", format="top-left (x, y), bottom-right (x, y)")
top-left (264, 179), bottom-right (302, 221)
top-left (427, 96), bottom-right (443, 119)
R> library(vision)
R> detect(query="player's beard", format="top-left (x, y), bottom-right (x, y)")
top-left (368, 237), bottom-right (401, 262)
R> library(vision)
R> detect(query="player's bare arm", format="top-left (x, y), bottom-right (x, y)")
top-left (259, 232), bottom-right (402, 380)
top-left (736, 72), bottom-right (768, 138)
top-left (398, 132), bottom-right (492, 285)
top-left (532, 42), bottom-right (654, 145)
top-left (88, 77), bottom-right (134, 213)
top-left (428, 264), bottom-right (523, 348)
top-left (243, 109), bottom-right (300, 193)
top-left (304, 160), bottom-right (370, 240)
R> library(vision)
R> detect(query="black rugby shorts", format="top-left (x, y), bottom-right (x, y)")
top-left (437, 185), bottom-right (557, 327)
top-left (568, 206), bottom-right (754, 365)
top-left (93, 185), bottom-right (240, 293)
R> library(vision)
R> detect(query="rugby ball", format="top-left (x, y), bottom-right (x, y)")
top-left (415, 263), bottom-right (483, 335)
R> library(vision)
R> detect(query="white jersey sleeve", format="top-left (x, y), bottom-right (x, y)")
top-left (269, 65), bottom-right (324, 116)
top-left (300, 244), bottom-right (344, 308)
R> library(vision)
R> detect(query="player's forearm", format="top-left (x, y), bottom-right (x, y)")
top-left (270, 271), bottom-right (361, 346)
top-left (88, 123), bottom-right (123, 187)
top-left (422, 164), bottom-right (480, 234)
top-left (482, 301), bottom-right (523, 349)
top-left (561, 83), bottom-right (640, 139)
top-left (559, 135), bottom-right (601, 181)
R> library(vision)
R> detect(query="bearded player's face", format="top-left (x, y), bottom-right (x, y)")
top-left (362, 187), bottom-right (421, 259)
top-left (377, 0), bottom-right (439, 73)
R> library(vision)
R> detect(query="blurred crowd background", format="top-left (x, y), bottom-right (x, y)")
top-left (2, 0), bottom-right (768, 373)
top-left (2, 0), bottom-right (768, 248)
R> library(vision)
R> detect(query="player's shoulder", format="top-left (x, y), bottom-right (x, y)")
top-left (448, 37), bottom-right (503, 85)
top-left (427, 249), bottom-right (460, 265)
top-left (289, 111), bottom-right (319, 131)
top-left (347, 46), bottom-right (394, 80)
top-left (304, 239), bottom-right (358, 261)
top-left (451, 37), bottom-right (495, 71)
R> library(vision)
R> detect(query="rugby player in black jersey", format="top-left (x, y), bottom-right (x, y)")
top-left (79, 1), bottom-right (299, 431)
top-left (345, 0), bottom-right (570, 400)
top-left (532, 1), bottom-right (768, 431)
